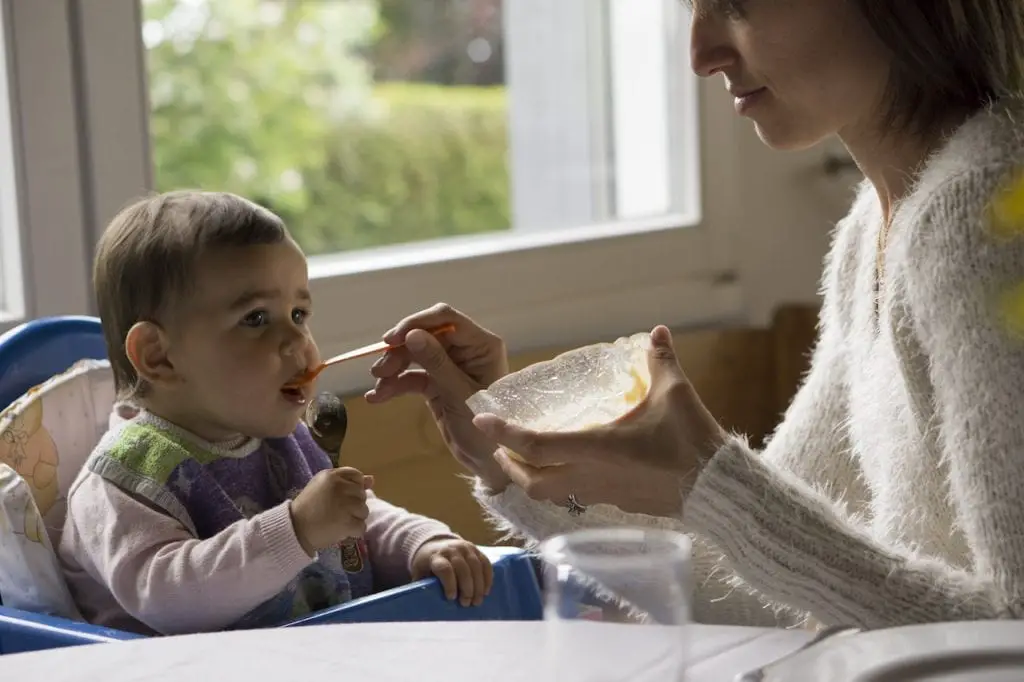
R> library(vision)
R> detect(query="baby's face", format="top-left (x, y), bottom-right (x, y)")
top-left (162, 240), bottom-right (321, 441)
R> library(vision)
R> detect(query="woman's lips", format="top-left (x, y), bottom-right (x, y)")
top-left (733, 87), bottom-right (768, 114)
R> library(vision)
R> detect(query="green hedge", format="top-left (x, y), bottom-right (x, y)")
top-left (290, 83), bottom-right (510, 255)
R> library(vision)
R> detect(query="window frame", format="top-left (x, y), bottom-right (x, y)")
top-left (0, 0), bottom-right (23, 323)
top-left (0, 0), bottom-right (97, 331)
top-left (5, 0), bottom-right (750, 398)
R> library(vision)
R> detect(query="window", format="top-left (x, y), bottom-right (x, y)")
top-left (139, 0), bottom-right (695, 257)
top-left (11, 0), bottom-right (763, 391)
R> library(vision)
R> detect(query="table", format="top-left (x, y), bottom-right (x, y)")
top-left (0, 621), bottom-right (813, 681)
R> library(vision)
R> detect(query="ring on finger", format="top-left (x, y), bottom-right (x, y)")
top-left (566, 493), bottom-right (587, 516)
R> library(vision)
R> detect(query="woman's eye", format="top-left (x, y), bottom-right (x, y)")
top-left (292, 307), bottom-right (311, 325)
top-left (241, 310), bottom-right (269, 328)
top-left (725, 0), bottom-right (748, 18)
top-left (708, 0), bottom-right (746, 18)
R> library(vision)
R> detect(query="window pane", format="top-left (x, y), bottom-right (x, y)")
top-left (141, 0), bottom-right (690, 258)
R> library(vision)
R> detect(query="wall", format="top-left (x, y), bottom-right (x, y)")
top-left (721, 102), bottom-right (862, 327)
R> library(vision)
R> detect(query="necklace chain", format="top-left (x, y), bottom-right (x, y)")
top-left (875, 219), bottom-right (893, 310)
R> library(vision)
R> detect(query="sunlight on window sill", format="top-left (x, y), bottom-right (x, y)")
top-left (308, 209), bottom-right (701, 280)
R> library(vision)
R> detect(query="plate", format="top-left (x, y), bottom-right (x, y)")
top-left (761, 621), bottom-right (1024, 681)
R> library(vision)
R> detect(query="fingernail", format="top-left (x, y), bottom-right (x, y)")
top-left (371, 356), bottom-right (385, 370)
top-left (382, 327), bottom-right (398, 341)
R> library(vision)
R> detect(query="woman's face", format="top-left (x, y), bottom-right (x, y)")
top-left (689, 0), bottom-right (893, 150)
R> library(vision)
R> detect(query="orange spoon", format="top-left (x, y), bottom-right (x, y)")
top-left (286, 323), bottom-right (455, 388)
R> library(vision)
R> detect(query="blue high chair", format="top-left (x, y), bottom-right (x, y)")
top-left (0, 316), bottom-right (542, 655)
top-left (0, 316), bottom-right (108, 412)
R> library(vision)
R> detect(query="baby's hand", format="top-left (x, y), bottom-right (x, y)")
top-left (411, 538), bottom-right (493, 607)
top-left (290, 467), bottom-right (373, 555)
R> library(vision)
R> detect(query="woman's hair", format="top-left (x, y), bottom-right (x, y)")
top-left (852, 0), bottom-right (1024, 134)
top-left (93, 190), bottom-right (288, 399)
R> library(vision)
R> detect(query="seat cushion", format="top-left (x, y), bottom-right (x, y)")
top-left (0, 463), bottom-right (80, 617)
top-left (0, 359), bottom-right (115, 542)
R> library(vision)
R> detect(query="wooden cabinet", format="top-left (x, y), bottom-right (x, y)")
top-left (339, 305), bottom-right (819, 544)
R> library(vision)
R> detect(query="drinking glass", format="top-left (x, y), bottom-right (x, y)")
top-left (540, 527), bottom-right (694, 682)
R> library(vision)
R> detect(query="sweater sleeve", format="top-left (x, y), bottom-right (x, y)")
top-left (474, 480), bottom-right (791, 626)
top-left (60, 472), bottom-right (313, 635)
top-left (685, 167), bottom-right (1024, 628)
top-left (364, 493), bottom-right (460, 588)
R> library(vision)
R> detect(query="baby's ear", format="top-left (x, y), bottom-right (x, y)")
top-left (125, 321), bottom-right (176, 388)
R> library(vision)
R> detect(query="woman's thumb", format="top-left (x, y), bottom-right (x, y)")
top-left (404, 329), bottom-right (475, 399)
top-left (647, 325), bottom-right (686, 382)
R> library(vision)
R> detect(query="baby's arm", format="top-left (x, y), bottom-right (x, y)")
top-left (62, 471), bottom-right (312, 635)
top-left (364, 493), bottom-right (460, 588)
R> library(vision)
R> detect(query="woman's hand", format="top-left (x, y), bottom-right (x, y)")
top-left (472, 326), bottom-right (727, 518)
top-left (366, 303), bottom-right (512, 492)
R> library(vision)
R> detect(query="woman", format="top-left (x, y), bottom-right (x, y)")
top-left (367, 0), bottom-right (1024, 630)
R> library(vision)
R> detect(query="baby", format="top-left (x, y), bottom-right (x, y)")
top-left (58, 190), bottom-right (492, 635)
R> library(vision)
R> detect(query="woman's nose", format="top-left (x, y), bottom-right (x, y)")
top-left (689, 11), bottom-right (736, 78)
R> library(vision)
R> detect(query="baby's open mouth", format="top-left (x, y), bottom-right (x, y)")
top-left (280, 383), bottom-right (308, 403)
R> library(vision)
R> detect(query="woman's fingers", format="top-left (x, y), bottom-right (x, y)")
top-left (494, 451), bottom-right (574, 502)
top-left (474, 413), bottom-right (629, 467)
top-left (370, 347), bottom-right (411, 379)
top-left (364, 369), bottom-right (433, 403)
top-left (402, 330), bottom-right (480, 402)
top-left (383, 302), bottom-right (471, 345)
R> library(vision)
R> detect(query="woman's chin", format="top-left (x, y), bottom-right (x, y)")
top-left (752, 118), bottom-right (831, 152)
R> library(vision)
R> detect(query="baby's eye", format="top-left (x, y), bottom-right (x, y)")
top-left (241, 310), bottom-right (269, 328)
top-left (292, 307), bottom-right (311, 325)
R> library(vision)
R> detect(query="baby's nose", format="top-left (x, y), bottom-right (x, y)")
top-left (282, 329), bottom-right (310, 357)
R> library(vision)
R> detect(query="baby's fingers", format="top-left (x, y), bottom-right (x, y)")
top-left (447, 553), bottom-right (475, 607)
top-left (342, 499), bottom-right (370, 521)
top-left (463, 549), bottom-right (488, 606)
top-left (431, 555), bottom-right (458, 601)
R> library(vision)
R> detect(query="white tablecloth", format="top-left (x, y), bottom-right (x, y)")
top-left (0, 622), bottom-right (813, 681)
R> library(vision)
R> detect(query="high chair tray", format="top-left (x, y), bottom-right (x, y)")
top-left (0, 546), bottom-right (541, 655)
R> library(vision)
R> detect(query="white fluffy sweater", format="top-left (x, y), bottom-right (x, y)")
top-left (476, 101), bottom-right (1024, 630)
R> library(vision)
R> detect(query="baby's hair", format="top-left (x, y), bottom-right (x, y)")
top-left (94, 190), bottom-right (289, 400)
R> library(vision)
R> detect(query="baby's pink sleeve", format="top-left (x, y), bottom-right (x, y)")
top-left (62, 472), bottom-right (313, 635)
top-left (364, 493), bottom-right (460, 588)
